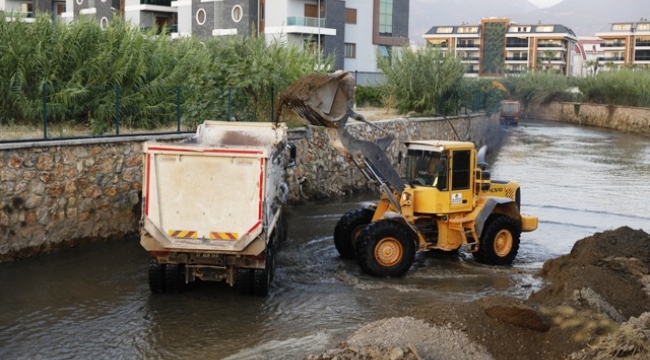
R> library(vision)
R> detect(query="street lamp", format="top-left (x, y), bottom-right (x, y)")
top-left (317, 0), bottom-right (321, 68)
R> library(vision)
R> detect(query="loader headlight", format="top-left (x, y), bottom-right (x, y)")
top-left (401, 192), bottom-right (411, 202)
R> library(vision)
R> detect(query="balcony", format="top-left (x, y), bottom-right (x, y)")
top-left (506, 41), bottom-right (529, 48)
top-left (537, 43), bottom-right (564, 48)
top-left (287, 16), bottom-right (325, 28)
top-left (636, 41), bottom-right (650, 47)
top-left (602, 42), bottom-right (625, 48)
top-left (598, 56), bottom-right (625, 61)
top-left (141, 0), bottom-right (171, 5)
top-left (506, 56), bottom-right (528, 61)
top-left (537, 57), bottom-right (564, 62)
top-left (457, 43), bottom-right (480, 48)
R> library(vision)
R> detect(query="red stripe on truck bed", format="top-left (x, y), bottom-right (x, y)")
top-left (147, 146), bottom-right (263, 155)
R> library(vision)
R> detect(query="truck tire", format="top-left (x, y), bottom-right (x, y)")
top-left (148, 260), bottom-right (165, 294)
top-left (236, 269), bottom-right (254, 296)
top-left (253, 242), bottom-right (275, 296)
top-left (164, 264), bottom-right (186, 293)
top-left (355, 220), bottom-right (416, 277)
top-left (334, 208), bottom-right (374, 259)
top-left (474, 214), bottom-right (521, 265)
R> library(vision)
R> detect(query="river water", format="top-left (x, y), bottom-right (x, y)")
top-left (0, 120), bottom-right (648, 359)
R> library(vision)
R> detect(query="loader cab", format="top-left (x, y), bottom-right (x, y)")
top-left (404, 142), bottom-right (475, 215)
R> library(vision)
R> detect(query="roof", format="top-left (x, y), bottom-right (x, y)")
top-left (405, 140), bottom-right (475, 152)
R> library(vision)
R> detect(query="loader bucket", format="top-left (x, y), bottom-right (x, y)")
top-left (278, 71), bottom-right (355, 128)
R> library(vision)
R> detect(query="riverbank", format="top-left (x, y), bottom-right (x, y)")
top-left (526, 102), bottom-right (650, 135)
top-left (308, 226), bottom-right (650, 360)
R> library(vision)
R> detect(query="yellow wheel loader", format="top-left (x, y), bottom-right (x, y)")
top-left (278, 71), bottom-right (538, 277)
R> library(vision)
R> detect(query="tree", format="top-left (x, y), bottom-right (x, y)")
top-left (377, 46), bottom-right (465, 115)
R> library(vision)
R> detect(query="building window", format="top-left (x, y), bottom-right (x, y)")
top-left (345, 8), bottom-right (356, 24)
top-left (637, 23), bottom-right (650, 31)
top-left (458, 26), bottom-right (478, 34)
top-left (232, 5), bottom-right (242, 23)
top-left (100, 17), bottom-right (108, 29)
top-left (344, 43), bottom-right (356, 58)
top-left (75, 0), bottom-right (82, 5)
top-left (20, 2), bottom-right (33, 16)
top-left (509, 26), bottom-right (531, 33)
top-left (305, 3), bottom-right (324, 18)
top-left (378, 45), bottom-right (391, 60)
top-left (535, 25), bottom-right (554, 32)
top-left (612, 23), bottom-right (632, 31)
top-left (378, 0), bottom-right (393, 36)
top-left (196, 8), bottom-right (206, 25)
top-left (437, 27), bottom-right (453, 34)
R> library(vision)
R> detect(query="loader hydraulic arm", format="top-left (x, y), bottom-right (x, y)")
top-left (277, 71), bottom-right (405, 201)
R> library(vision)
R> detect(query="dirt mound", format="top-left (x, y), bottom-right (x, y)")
top-left (308, 227), bottom-right (650, 360)
top-left (529, 226), bottom-right (650, 320)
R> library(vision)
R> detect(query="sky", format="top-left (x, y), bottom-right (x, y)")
top-left (527, 0), bottom-right (564, 8)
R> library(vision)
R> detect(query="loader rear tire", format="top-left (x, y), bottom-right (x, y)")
top-left (164, 264), bottom-right (186, 293)
top-left (474, 214), bottom-right (521, 265)
top-left (355, 220), bottom-right (416, 277)
top-left (334, 208), bottom-right (374, 259)
top-left (148, 260), bottom-right (165, 294)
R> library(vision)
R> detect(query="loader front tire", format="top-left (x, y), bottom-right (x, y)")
top-left (474, 215), bottom-right (521, 265)
top-left (148, 260), bottom-right (165, 294)
top-left (355, 220), bottom-right (416, 277)
top-left (334, 208), bottom-right (374, 259)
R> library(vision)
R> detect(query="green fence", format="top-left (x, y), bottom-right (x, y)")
top-left (0, 85), bottom-right (277, 142)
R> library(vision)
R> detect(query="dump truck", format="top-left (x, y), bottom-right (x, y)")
top-left (499, 100), bottom-right (521, 126)
top-left (140, 121), bottom-right (290, 296)
top-left (278, 71), bottom-right (537, 277)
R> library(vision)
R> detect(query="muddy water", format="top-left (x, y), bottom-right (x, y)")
top-left (0, 119), bottom-right (648, 359)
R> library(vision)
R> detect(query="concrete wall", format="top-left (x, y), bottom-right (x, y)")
top-left (0, 114), bottom-right (499, 262)
top-left (526, 102), bottom-right (650, 134)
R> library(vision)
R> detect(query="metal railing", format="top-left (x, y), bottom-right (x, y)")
top-left (286, 16), bottom-right (325, 27)
top-left (0, 85), bottom-right (276, 142)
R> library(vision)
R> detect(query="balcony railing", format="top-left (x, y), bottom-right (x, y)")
top-left (634, 56), bottom-right (650, 61)
top-left (506, 56), bottom-right (528, 61)
top-left (636, 41), bottom-right (650, 47)
top-left (287, 16), bottom-right (325, 28)
top-left (141, 0), bottom-right (172, 5)
top-left (537, 57), bottom-right (563, 61)
top-left (506, 42), bottom-right (528, 48)
top-left (602, 42), bottom-right (625, 47)
top-left (598, 56), bottom-right (625, 61)
top-left (466, 69), bottom-right (479, 74)
top-left (457, 43), bottom-right (480, 48)
top-left (537, 43), bottom-right (564, 48)
top-left (460, 57), bottom-right (480, 61)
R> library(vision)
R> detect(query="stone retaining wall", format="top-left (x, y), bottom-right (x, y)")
top-left (526, 102), bottom-right (650, 134)
top-left (0, 114), bottom-right (499, 262)
top-left (0, 135), bottom-right (187, 263)
top-left (285, 114), bottom-right (501, 203)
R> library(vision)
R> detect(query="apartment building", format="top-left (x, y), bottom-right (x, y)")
top-left (5, 0), bottom-right (408, 84)
top-left (170, 0), bottom-right (409, 84)
top-left (595, 20), bottom-right (650, 69)
top-left (422, 18), bottom-right (578, 77)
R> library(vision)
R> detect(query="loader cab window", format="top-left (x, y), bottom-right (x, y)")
top-left (451, 150), bottom-right (471, 190)
top-left (405, 149), bottom-right (448, 190)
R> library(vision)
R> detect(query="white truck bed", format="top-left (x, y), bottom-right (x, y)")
top-left (142, 121), bottom-right (287, 254)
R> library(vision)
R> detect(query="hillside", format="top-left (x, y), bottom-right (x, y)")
top-left (410, 0), bottom-right (649, 42)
